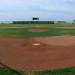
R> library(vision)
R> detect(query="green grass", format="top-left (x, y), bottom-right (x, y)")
top-left (0, 28), bottom-right (75, 37)
top-left (0, 24), bottom-right (75, 37)
top-left (1, 67), bottom-right (75, 75)
top-left (33, 67), bottom-right (75, 75)
top-left (0, 67), bottom-right (26, 75)
top-left (0, 24), bottom-right (75, 38)
top-left (0, 23), bottom-right (73, 27)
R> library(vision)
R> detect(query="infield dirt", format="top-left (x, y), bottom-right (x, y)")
top-left (0, 36), bottom-right (75, 71)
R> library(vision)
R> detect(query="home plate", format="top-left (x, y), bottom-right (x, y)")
top-left (32, 43), bottom-right (41, 46)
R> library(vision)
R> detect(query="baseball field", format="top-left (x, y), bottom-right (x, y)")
top-left (0, 23), bottom-right (75, 75)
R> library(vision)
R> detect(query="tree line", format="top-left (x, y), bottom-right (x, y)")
top-left (13, 21), bottom-right (55, 24)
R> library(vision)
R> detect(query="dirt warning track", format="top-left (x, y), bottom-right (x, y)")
top-left (0, 36), bottom-right (75, 71)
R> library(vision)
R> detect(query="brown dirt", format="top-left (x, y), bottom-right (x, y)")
top-left (34, 36), bottom-right (75, 46)
top-left (28, 29), bottom-right (48, 32)
top-left (0, 36), bottom-right (75, 71)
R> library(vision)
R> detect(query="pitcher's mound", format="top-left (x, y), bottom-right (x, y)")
top-left (28, 29), bottom-right (48, 32)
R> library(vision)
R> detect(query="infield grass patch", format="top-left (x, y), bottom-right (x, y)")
top-left (0, 27), bottom-right (75, 37)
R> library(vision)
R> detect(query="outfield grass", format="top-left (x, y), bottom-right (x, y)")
top-left (0, 23), bottom-right (73, 27)
top-left (0, 24), bottom-right (75, 37)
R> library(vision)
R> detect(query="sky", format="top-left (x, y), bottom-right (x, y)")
top-left (0, 0), bottom-right (75, 21)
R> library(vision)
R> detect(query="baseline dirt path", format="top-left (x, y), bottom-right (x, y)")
top-left (0, 36), bottom-right (75, 71)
